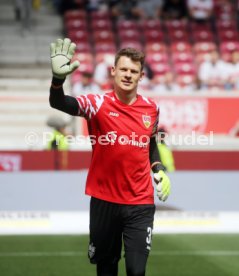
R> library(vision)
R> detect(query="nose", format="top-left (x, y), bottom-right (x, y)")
top-left (125, 70), bottom-right (131, 78)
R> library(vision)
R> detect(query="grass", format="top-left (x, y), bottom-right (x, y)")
top-left (0, 234), bottom-right (239, 275)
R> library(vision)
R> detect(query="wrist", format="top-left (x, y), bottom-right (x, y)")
top-left (52, 76), bottom-right (65, 84)
top-left (51, 77), bottom-right (65, 89)
top-left (151, 161), bottom-right (165, 173)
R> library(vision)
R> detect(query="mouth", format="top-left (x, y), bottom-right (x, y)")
top-left (122, 80), bottom-right (132, 85)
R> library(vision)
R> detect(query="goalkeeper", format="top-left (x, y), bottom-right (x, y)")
top-left (49, 38), bottom-right (171, 276)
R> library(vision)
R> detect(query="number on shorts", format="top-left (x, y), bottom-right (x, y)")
top-left (146, 227), bottom-right (152, 245)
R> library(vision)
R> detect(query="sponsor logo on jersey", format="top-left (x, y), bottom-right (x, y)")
top-left (109, 112), bottom-right (119, 117)
top-left (142, 115), bottom-right (151, 128)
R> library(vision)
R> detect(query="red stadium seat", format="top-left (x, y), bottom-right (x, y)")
top-left (190, 21), bottom-right (212, 32)
top-left (216, 20), bottom-right (237, 31)
top-left (95, 53), bottom-right (116, 63)
top-left (117, 20), bottom-right (139, 31)
top-left (65, 19), bottom-right (87, 31)
top-left (73, 53), bottom-right (94, 64)
top-left (174, 62), bottom-right (196, 75)
top-left (94, 42), bottom-right (116, 53)
top-left (140, 19), bottom-right (162, 31)
top-left (194, 42), bottom-right (217, 54)
top-left (120, 41), bottom-right (143, 51)
top-left (91, 19), bottom-right (113, 31)
top-left (145, 42), bottom-right (167, 54)
top-left (165, 20), bottom-right (188, 31)
top-left (90, 10), bottom-right (111, 20)
top-left (93, 30), bottom-right (115, 43)
top-left (192, 30), bottom-right (214, 42)
top-left (151, 62), bottom-right (170, 76)
top-left (64, 10), bottom-right (87, 21)
top-left (75, 42), bottom-right (92, 53)
top-left (171, 42), bottom-right (192, 53)
top-left (175, 74), bottom-right (196, 87)
top-left (220, 41), bottom-right (239, 54)
top-left (146, 53), bottom-right (169, 64)
top-left (144, 30), bottom-right (164, 43)
top-left (168, 29), bottom-right (190, 43)
top-left (118, 29), bottom-right (141, 42)
top-left (67, 30), bottom-right (90, 43)
top-left (218, 29), bottom-right (239, 42)
top-left (171, 52), bottom-right (194, 63)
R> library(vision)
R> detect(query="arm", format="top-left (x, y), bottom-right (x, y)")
top-left (149, 137), bottom-right (171, 202)
top-left (149, 137), bottom-right (165, 172)
top-left (49, 38), bottom-right (80, 115)
top-left (50, 77), bottom-right (79, 116)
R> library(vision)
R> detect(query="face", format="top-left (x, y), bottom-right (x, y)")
top-left (111, 56), bottom-right (144, 93)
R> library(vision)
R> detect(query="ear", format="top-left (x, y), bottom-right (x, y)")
top-left (110, 66), bottom-right (115, 77)
top-left (139, 71), bottom-right (145, 81)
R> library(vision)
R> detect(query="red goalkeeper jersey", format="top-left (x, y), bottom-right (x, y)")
top-left (76, 91), bottom-right (159, 204)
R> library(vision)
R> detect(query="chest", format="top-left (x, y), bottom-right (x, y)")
top-left (94, 100), bottom-right (156, 137)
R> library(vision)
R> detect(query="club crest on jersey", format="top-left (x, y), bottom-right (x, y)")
top-left (142, 115), bottom-right (151, 128)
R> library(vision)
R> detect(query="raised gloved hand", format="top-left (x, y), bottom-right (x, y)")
top-left (50, 38), bottom-right (79, 79)
top-left (154, 170), bottom-right (171, 202)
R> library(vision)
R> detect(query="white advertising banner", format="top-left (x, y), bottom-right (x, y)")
top-left (1, 211), bottom-right (239, 235)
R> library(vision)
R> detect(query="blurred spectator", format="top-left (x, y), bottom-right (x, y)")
top-left (157, 127), bottom-right (175, 172)
top-left (134, 0), bottom-right (163, 19)
top-left (72, 71), bottom-right (102, 96)
top-left (175, 75), bottom-right (197, 92)
top-left (198, 50), bottom-right (231, 90)
top-left (161, 0), bottom-right (188, 20)
top-left (56, 0), bottom-right (85, 14)
top-left (228, 51), bottom-right (239, 90)
top-left (138, 62), bottom-right (155, 90)
top-left (229, 120), bottom-right (239, 137)
top-left (111, 0), bottom-right (138, 20)
top-left (187, 0), bottom-right (214, 23)
top-left (14, 0), bottom-right (33, 33)
top-left (46, 115), bottom-right (70, 151)
top-left (152, 73), bottom-right (177, 93)
top-left (86, 0), bottom-right (108, 12)
top-left (94, 54), bottom-right (114, 90)
top-left (215, 0), bottom-right (235, 21)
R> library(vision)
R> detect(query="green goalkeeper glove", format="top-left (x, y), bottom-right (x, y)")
top-left (154, 170), bottom-right (171, 202)
top-left (50, 38), bottom-right (79, 79)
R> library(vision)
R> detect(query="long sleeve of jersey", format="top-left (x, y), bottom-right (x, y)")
top-left (149, 137), bottom-right (165, 172)
top-left (49, 77), bottom-right (79, 116)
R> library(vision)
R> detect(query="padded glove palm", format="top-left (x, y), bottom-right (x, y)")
top-left (50, 38), bottom-right (79, 79)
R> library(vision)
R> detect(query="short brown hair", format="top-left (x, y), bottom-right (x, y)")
top-left (114, 48), bottom-right (145, 71)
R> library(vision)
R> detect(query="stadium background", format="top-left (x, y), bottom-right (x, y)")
top-left (0, 0), bottom-right (239, 275)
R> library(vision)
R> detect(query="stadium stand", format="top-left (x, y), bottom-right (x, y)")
top-left (0, 0), bottom-right (71, 149)
top-left (0, 0), bottom-right (239, 150)
top-left (61, 0), bottom-right (239, 93)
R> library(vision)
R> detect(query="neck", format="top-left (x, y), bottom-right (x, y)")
top-left (114, 88), bottom-right (137, 105)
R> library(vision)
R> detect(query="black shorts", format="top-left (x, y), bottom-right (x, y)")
top-left (88, 197), bottom-right (155, 264)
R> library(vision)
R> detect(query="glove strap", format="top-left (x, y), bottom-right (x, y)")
top-left (151, 161), bottom-right (165, 173)
top-left (51, 83), bottom-right (63, 89)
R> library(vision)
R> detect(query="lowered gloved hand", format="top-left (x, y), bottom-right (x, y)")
top-left (154, 170), bottom-right (171, 202)
top-left (50, 38), bottom-right (79, 79)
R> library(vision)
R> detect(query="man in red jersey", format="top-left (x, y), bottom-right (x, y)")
top-left (49, 38), bottom-right (171, 276)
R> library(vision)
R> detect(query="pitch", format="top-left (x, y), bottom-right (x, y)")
top-left (0, 234), bottom-right (239, 275)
